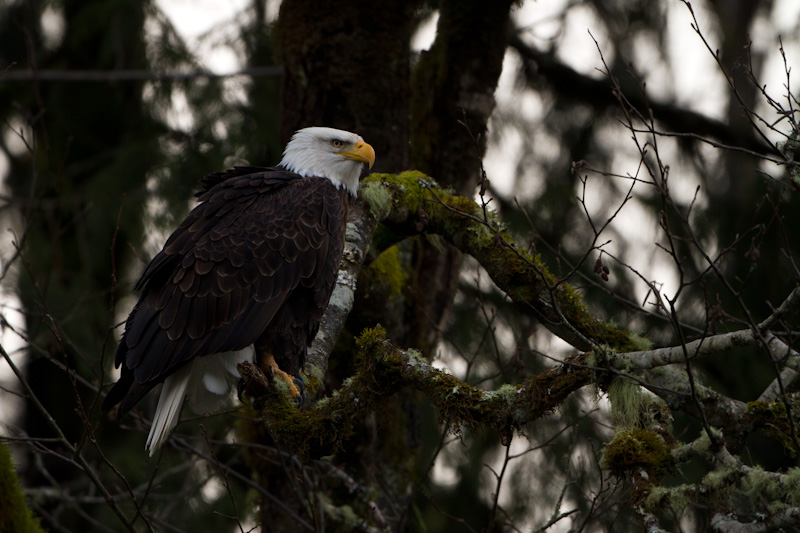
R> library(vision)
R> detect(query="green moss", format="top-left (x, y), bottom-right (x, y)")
top-left (250, 326), bottom-right (595, 460)
top-left (362, 246), bottom-right (408, 302)
top-left (464, 217), bottom-right (493, 242)
top-left (601, 428), bottom-right (673, 482)
top-left (264, 396), bottom-right (351, 460)
top-left (786, 467), bottom-right (800, 507)
top-left (354, 324), bottom-right (389, 350)
top-left (644, 486), bottom-right (668, 511)
top-left (362, 171), bottom-right (430, 212)
top-left (0, 442), bottom-right (45, 533)
top-left (766, 500), bottom-right (789, 515)
top-left (314, 396), bottom-right (331, 409)
top-left (270, 375), bottom-right (293, 395)
top-left (305, 366), bottom-right (325, 397)
top-left (739, 466), bottom-right (798, 514)
top-left (355, 327), bottom-right (510, 437)
top-left (255, 326), bottom-right (399, 459)
top-left (430, 373), bottom-right (493, 433)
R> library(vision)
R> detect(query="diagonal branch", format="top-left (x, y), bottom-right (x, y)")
top-left (356, 172), bottom-right (637, 353)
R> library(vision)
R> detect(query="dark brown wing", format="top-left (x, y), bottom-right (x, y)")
top-left (104, 167), bottom-right (348, 417)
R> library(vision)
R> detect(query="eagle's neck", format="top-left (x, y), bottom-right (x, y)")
top-left (279, 149), bottom-right (361, 198)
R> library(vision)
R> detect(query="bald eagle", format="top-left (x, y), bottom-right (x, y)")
top-left (103, 127), bottom-right (375, 455)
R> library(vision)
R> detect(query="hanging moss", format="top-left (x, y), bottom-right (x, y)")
top-left (608, 377), bottom-right (647, 429)
top-left (607, 376), bottom-right (672, 431)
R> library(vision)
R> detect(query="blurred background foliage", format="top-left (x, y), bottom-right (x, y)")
top-left (1, 0), bottom-right (798, 530)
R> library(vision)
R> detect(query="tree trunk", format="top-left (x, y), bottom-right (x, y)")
top-left (407, 0), bottom-right (515, 355)
top-left (277, 0), bottom-right (416, 173)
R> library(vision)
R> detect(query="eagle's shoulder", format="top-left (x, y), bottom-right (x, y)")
top-left (196, 166), bottom-right (301, 196)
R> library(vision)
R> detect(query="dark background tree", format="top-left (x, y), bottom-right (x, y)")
top-left (1, 0), bottom-right (799, 531)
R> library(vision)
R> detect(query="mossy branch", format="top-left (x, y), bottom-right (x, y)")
top-left (358, 171), bottom-right (636, 353)
top-left (241, 326), bottom-right (593, 460)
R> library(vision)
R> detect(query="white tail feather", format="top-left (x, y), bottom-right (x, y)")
top-left (145, 345), bottom-right (255, 456)
top-left (187, 346), bottom-right (254, 414)
top-left (201, 371), bottom-right (228, 395)
top-left (146, 364), bottom-right (191, 456)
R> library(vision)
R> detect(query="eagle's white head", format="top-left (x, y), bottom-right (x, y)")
top-left (279, 127), bottom-right (376, 197)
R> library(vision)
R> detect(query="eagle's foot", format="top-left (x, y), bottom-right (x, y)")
top-left (263, 354), bottom-right (305, 405)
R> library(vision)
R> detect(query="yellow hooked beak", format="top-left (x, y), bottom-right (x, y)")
top-left (340, 141), bottom-right (376, 169)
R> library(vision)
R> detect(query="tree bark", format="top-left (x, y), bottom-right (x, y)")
top-left (276, 0), bottom-right (417, 173)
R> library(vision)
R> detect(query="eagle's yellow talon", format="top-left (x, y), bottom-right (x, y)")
top-left (263, 354), bottom-right (303, 399)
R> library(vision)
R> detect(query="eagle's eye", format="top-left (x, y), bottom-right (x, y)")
top-left (331, 139), bottom-right (344, 148)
